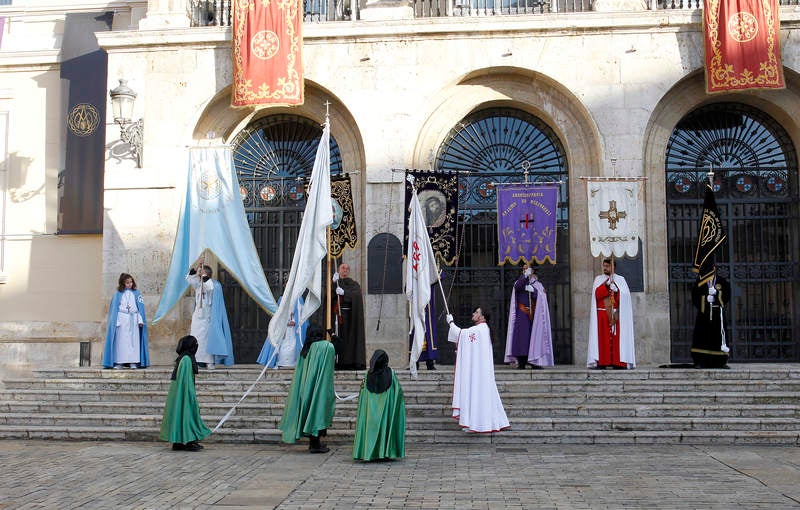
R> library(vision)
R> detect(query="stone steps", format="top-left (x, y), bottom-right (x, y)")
top-left (0, 399), bottom-right (796, 418)
top-left (0, 364), bottom-right (798, 445)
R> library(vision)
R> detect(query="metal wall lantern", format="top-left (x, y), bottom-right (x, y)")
top-left (109, 79), bottom-right (143, 168)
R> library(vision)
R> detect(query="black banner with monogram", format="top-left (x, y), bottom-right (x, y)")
top-left (404, 170), bottom-right (459, 266)
top-left (693, 182), bottom-right (727, 285)
top-left (58, 13), bottom-right (111, 234)
top-left (330, 174), bottom-right (358, 257)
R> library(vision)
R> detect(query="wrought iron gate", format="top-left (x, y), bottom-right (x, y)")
top-left (433, 107), bottom-right (572, 365)
top-left (222, 114), bottom-right (342, 362)
top-left (665, 102), bottom-right (800, 362)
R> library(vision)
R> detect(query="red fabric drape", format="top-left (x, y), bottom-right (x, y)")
top-left (704, 0), bottom-right (784, 93)
top-left (231, 0), bottom-right (304, 107)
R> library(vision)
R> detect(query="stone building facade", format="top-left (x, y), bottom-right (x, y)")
top-left (1, 0), bottom-right (798, 371)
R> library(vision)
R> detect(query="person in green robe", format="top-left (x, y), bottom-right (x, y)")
top-left (279, 325), bottom-right (336, 453)
top-left (352, 349), bottom-right (405, 461)
top-left (160, 335), bottom-right (211, 452)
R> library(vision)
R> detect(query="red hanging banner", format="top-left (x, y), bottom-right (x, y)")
top-left (232, 0), bottom-right (304, 107)
top-left (704, 0), bottom-right (784, 94)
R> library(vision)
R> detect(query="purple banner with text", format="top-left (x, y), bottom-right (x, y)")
top-left (497, 184), bottom-right (558, 265)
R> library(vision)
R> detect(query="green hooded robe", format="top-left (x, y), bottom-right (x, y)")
top-left (159, 355), bottom-right (211, 444)
top-left (279, 340), bottom-right (336, 443)
top-left (352, 370), bottom-right (405, 461)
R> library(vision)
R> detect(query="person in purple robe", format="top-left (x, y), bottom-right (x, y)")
top-left (504, 264), bottom-right (554, 369)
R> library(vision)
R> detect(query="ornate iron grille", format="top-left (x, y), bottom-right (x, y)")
top-left (223, 114), bottom-right (343, 363)
top-left (434, 107), bottom-right (571, 365)
top-left (665, 102), bottom-right (800, 362)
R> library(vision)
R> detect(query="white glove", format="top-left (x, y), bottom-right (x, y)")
top-left (525, 284), bottom-right (535, 293)
top-left (524, 267), bottom-right (532, 277)
top-left (332, 272), bottom-right (340, 283)
top-left (706, 295), bottom-right (715, 303)
top-left (335, 287), bottom-right (345, 296)
top-left (609, 283), bottom-right (618, 293)
top-left (708, 287), bottom-right (717, 296)
top-left (446, 314), bottom-right (454, 325)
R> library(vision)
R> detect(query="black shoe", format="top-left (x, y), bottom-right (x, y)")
top-left (187, 441), bottom-right (204, 450)
top-left (172, 443), bottom-right (185, 451)
top-left (184, 442), bottom-right (203, 452)
top-left (309, 445), bottom-right (330, 454)
top-left (529, 364), bottom-right (543, 370)
top-left (426, 360), bottom-right (436, 371)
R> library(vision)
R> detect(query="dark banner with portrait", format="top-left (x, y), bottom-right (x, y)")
top-left (330, 174), bottom-right (357, 257)
top-left (58, 13), bottom-right (112, 234)
top-left (403, 169), bottom-right (459, 266)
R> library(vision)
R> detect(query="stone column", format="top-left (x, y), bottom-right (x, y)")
top-left (139, 0), bottom-right (191, 29)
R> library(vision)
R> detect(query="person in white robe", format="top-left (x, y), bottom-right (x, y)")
top-left (587, 258), bottom-right (636, 369)
top-left (102, 273), bottom-right (149, 369)
top-left (446, 306), bottom-right (510, 433)
top-left (186, 261), bottom-right (217, 368)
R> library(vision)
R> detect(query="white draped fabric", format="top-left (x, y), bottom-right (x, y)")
top-left (448, 322), bottom-right (510, 432)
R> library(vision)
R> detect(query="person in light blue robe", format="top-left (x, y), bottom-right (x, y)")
top-left (102, 273), bottom-right (150, 369)
top-left (257, 296), bottom-right (308, 368)
top-left (187, 263), bottom-right (234, 367)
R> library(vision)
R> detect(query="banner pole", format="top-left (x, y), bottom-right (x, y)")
top-left (326, 226), bottom-right (332, 338)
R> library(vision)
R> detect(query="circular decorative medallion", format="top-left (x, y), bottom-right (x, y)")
top-left (734, 175), bottom-right (754, 193)
top-left (240, 185), bottom-right (249, 201)
top-left (476, 180), bottom-right (495, 199)
top-left (251, 30), bottom-right (280, 60)
top-left (728, 11), bottom-right (758, 43)
top-left (260, 185), bottom-right (277, 202)
top-left (331, 198), bottom-right (343, 229)
top-left (287, 184), bottom-right (305, 201)
top-left (674, 176), bottom-right (692, 194)
top-left (766, 175), bottom-right (785, 193)
top-left (67, 103), bottom-right (100, 137)
top-left (198, 170), bottom-right (222, 200)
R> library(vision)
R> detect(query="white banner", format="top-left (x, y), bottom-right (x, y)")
top-left (586, 180), bottom-right (640, 258)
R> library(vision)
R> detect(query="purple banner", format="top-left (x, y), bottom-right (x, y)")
top-left (497, 184), bottom-right (558, 265)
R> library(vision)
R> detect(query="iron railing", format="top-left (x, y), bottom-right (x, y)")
top-left (188, 0), bottom-right (800, 25)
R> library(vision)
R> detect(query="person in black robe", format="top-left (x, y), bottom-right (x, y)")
top-left (333, 263), bottom-right (366, 370)
top-left (691, 268), bottom-right (731, 368)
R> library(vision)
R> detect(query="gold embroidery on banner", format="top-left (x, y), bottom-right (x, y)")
top-left (251, 30), bottom-right (280, 60)
top-left (706, 0), bottom-right (783, 91)
top-left (232, 0), bottom-right (303, 106)
top-left (67, 103), bottom-right (100, 137)
top-left (728, 11), bottom-right (758, 43)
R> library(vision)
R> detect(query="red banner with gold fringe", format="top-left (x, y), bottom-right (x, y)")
top-left (231, 0), bottom-right (304, 107)
top-left (704, 0), bottom-right (784, 93)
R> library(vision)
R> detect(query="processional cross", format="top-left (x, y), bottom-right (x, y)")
top-left (599, 200), bottom-right (626, 230)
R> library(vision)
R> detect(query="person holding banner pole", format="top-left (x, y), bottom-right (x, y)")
top-left (588, 257), bottom-right (635, 370)
top-left (446, 306), bottom-right (510, 433)
top-left (186, 255), bottom-right (234, 369)
top-left (691, 267), bottom-right (731, 368)
top-left (332, 262), bottom-right (366, 370)
top-left (504, 264), bottom-right (553, 369)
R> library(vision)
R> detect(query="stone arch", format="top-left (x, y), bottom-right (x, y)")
top-left (412, 66), bottom-right (603, 364)
top-left (190, 80), bottom-right (367, 275)
top-left (642, 67), bottom-right (800, 296)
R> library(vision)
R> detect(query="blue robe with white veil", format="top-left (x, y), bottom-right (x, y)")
top-left (257, 297), bottom-right (308, 367)
top-left (206, 280), bottom-right (235, 366)
top-left (102, 289), bottom-right (150, 368)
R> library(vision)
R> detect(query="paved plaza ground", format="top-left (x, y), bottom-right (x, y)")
top-left (0, 440), bottom-right (798, 509)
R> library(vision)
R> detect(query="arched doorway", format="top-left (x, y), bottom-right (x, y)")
top-left (665, 102), bottom-right (800, 362)
top-left (434, 106), bottom-right (572, 364)
top-left (220, 114), bottom-right (343, 362)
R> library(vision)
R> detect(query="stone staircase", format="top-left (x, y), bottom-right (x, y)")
top-left (0, 364), bottom-right (798, 445)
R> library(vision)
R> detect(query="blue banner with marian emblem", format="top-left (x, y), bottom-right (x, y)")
top-left (153, 147), bottom-right (278, 323)
top-left (497, 184), bottom-right (558, 265)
